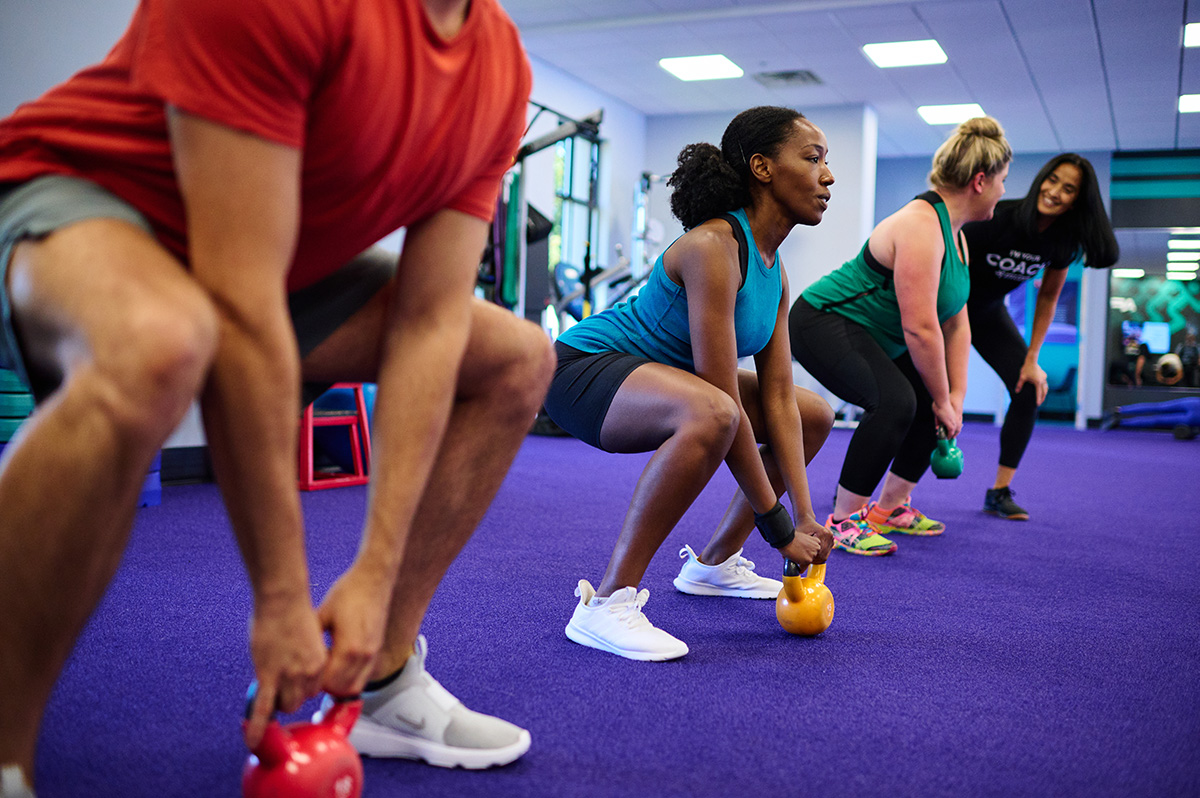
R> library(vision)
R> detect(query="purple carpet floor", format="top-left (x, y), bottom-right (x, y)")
top-left (32, 421), bottom-right (1200, 797)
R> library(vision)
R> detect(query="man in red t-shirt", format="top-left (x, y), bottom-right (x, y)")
top-left (0, 0), bottom-right (552, 791)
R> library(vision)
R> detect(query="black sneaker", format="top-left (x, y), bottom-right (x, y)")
top-left (983, 487), bottom-right (1029, 521)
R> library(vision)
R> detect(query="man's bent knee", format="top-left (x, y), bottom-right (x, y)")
top-left (463, 306), bottom-right (555, 414)
top-left (73, 293), bottom-right (218, 443)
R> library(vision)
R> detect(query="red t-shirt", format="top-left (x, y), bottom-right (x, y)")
top-left (0, 0), bottom-right (531, 290)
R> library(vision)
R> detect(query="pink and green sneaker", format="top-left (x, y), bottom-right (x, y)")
top-left (825, 512), bottom-right (897, 556)
top-left (867, 499), bottom-right (945, 536)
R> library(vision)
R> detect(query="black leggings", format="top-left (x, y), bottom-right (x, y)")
top-left (789, 299), bottom-right (936, 496)
top-left (968, 299), bottom-right (1039, 469)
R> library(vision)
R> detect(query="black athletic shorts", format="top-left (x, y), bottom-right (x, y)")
top-left (542, 341), bottom-right (650, 450)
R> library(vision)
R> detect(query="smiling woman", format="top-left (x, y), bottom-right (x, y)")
top-left (962, 153), bottom-right (1119, 520)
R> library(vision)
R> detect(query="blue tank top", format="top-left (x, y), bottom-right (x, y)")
top-left (557, 207), bottom-right (782, 371)
top-left (800, 191), bottom-right (969, 359)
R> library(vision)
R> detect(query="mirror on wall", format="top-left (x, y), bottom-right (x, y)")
top-left (1105, 228), bottom-right (1200, 393)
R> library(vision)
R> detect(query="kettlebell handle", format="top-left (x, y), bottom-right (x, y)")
top-left (783, 559), bottom-right (827, 582)
top-left (243, 682), bottom-right (363, 768)
top-left (244, 681), bottom-right (361, 720)
top-left (808, 562), bottom-right (826, 584)
top-left (243, 682), bottom-right (362, 750)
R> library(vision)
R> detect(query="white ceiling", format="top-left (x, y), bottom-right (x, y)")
top-left (503, 0), bottom-right (1200, 158)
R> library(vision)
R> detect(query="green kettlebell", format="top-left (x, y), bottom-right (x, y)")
top-left (930, 427), bottom-right (964, 479)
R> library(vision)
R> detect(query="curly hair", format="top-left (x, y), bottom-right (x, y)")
top-left (668, 106), bottom-right (806, 230)
top-left (928, 116), bottom-right (1012, 190)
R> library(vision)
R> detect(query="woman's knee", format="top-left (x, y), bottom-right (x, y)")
top-left (675, 388), bottom-right (739, 453)
top-left (1008, 382), bottom-right (1039, 414)
top-left (864, 386), bottom-right (917, 439)
top-left (797, 387), bottom-right (835, 439)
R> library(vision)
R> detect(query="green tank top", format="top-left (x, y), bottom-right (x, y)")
top-left (800, 191), bottom-right (969, 359)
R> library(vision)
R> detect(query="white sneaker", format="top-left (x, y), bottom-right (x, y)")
top-left (564, 580), bottom-right (688, 661)
top-left (672, 544), bottom-right (783, 599)
top-left (0, 766), bottom-right (35, 798)
top-left (314, 635), bottom-right (531, 769)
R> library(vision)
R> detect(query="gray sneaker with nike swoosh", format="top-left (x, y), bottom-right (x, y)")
top-left (313, 634), bottom-right (530, 769)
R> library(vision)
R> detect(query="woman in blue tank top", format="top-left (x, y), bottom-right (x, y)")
top-left (789, 117), bottom-right (1012, 556)
top-left (543, 106), bottom-right (836, 661)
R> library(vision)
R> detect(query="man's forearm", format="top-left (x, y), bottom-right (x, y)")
top-left (350, 307), bottom-right (471, 576)
top-left (202, 311), bottom-right (310, 600)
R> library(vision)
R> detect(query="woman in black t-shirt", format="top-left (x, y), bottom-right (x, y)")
top-left (962, 154), bottom-right (1118, 520)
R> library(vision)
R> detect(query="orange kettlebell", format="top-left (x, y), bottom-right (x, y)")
top-left (775, 559), bottom-right (835, 636)
top-left (242, 684), bottom-right (364, 798)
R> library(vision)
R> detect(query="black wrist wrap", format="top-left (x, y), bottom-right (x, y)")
top-left (754, 502), bottom-right (795, 549)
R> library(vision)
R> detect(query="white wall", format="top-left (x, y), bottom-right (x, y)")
top-left (1, 0), bottom-right (139, 115)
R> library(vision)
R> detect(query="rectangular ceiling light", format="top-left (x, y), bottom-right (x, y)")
top-left (659, 54), bottom-right (744, 81)
top-left (918, 103), bottom-right (985, 125)
top-left (1186, 22), bottom-right (1200, 47)
top-left (1180, 94), bottom-right (1200, 113)
top-left (1167, 251), bottom-right (1200, 261)
top-left (863, 39), bottom-right (948, 68)
top-left (1112, 268), bottom-right (1145, 278)
top-left (1167, 272), bottom-right (1197, 280)
top-left (1168, 239), bottom-right (1200, 248)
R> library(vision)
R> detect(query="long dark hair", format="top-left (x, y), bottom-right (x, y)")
top-left (668, 106), bottom-right (805, 230)
top-left (1014, 154), bottom-right (1119, 268)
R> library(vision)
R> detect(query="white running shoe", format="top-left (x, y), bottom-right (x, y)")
top-left (672, 544), bottom-right (783, 599)
top-left (564, 580), bottom-right (688, 661)
top-left (0, 766), bottom-right (35, 798)
top-left (314, 635), bottom-right (530, 769)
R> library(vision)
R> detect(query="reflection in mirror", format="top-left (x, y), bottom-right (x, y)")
top-left (1106, 228), bottom-right (1200, 390)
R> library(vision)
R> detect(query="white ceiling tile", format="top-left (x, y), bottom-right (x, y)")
top-left (514, 0), bottom-right (1192, 156)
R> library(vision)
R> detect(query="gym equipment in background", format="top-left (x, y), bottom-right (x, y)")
top-left (0, 367), bottom-right (33, 461)
top-left (485, 102), bottom-right (603, 325)
top-left (1156, 353), bottom-right (1184, 385)
top-left (0, 368), bottom-right (161, 504)
top-left (1102, 395), bottom-right (1200, 440)
top-left (299, 382), bottom-right (373, 490)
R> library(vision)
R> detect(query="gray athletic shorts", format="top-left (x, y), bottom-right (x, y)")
top-left (0, 175), bottom-right (393, 402)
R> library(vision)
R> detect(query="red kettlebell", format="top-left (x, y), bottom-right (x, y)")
top-left (775, 559), bottom-right (835, 636)
top-left (242, 684), bottom-right (364, 798)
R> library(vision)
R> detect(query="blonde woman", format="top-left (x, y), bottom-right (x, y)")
top-left (789, 117), bottom-right (1012, 554)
